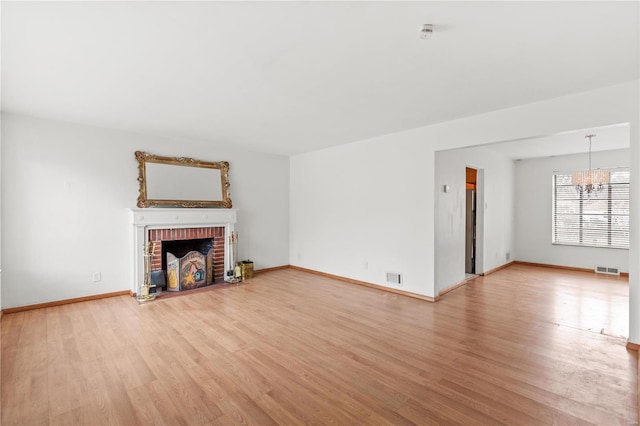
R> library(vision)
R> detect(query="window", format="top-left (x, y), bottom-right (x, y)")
top-left (552, 168), bottom-right (629, 249)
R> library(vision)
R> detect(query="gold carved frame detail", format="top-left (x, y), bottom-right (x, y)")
top-left (135, 151), bottom-right (232, 208)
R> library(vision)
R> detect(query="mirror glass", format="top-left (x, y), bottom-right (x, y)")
top-left (145, 163), bottom-right (223, 201)
top-left (135, 151), bottom-right (232, 208)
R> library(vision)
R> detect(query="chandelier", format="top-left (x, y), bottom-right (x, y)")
top-left (572, 134), bottom-right (610, 195)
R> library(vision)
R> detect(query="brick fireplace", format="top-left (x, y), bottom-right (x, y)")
top-left (148, 226), bottom-right (225, 285)
top-left (129, 208), bottom-right (237, 294)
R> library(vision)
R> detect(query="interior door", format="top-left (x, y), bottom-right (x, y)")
top-left (465, 188), bottom-right (476, 274)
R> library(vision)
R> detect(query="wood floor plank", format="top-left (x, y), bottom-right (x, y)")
top-left (2, 265), bottom-right (637, 425)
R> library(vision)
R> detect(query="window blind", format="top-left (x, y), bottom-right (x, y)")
top-left (552, 168), bottom-right (629, 249)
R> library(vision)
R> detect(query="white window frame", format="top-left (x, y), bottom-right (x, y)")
top-left (552, 168), bottom-right (629, 250)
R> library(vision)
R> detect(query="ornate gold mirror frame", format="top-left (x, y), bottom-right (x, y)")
top-left (135, 151), bottom-right (232, 208)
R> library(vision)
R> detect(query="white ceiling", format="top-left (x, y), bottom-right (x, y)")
top-left (482, 123), bottom-right (631, 160)
top-left (2, 1), bottom-right (638, 156)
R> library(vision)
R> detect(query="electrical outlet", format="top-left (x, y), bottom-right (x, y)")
top-left (364, 260), bottom-right (369, 270)
top-left (92, 272), bottom-right (102, 282)
top-left (506, 252), bottom-right (511, 261)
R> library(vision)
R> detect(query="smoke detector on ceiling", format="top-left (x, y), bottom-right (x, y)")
top-left (420, 24), bottom-right (434, 40)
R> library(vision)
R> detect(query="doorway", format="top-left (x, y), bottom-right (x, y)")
top-left (465, 167), bottom-right (477, 275)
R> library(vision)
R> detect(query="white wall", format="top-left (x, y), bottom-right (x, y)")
top-left (515, 149), bottom-right (630, 272)
top-left (289, 136), bottom-right (434, 297)
top-left (1, 113), bottom-right (289, 309)
top-left (290, 80), bottom-right (639, 341)
top-left (0, 3), bottom-right (3, 310)
top-left (0, 110), bottom-right (2, 311)
top-left (435, 146), bottom-right (515, 293)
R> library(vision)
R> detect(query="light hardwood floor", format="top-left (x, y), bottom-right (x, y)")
top-left (2, 265), bottom-right (636, 425)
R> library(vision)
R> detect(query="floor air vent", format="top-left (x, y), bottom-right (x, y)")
top-left (386, 272), bottom-right (402, 285)
top-left (595, 266), bottom-right (620, 276)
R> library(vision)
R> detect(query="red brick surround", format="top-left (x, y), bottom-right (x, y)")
top-left (148, 227), bottom-right (225, 283)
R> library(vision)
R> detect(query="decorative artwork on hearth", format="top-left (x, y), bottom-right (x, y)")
top-left (167, 254), bottom-right (180, 291)
top-left (167, 250), bottom-right (207, 291)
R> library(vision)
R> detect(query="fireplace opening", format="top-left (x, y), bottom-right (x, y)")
top-left (162, 238), bottom-right (215, 291)
top-left (147, 226), bottom-right (226, 295)
top-left (162, 238), bottom-right (213, 271)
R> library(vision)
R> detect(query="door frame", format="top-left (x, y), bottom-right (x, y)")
top-left (467, 166), bottom-right (484, 275)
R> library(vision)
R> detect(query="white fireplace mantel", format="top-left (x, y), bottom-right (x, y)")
top-left (128, 208), bottom-right (238, 293)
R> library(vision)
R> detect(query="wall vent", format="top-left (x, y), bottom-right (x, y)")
top-left (386, 272), bottom-right (402, 285)
top-left (595, 266), bottom-right (620, 276)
